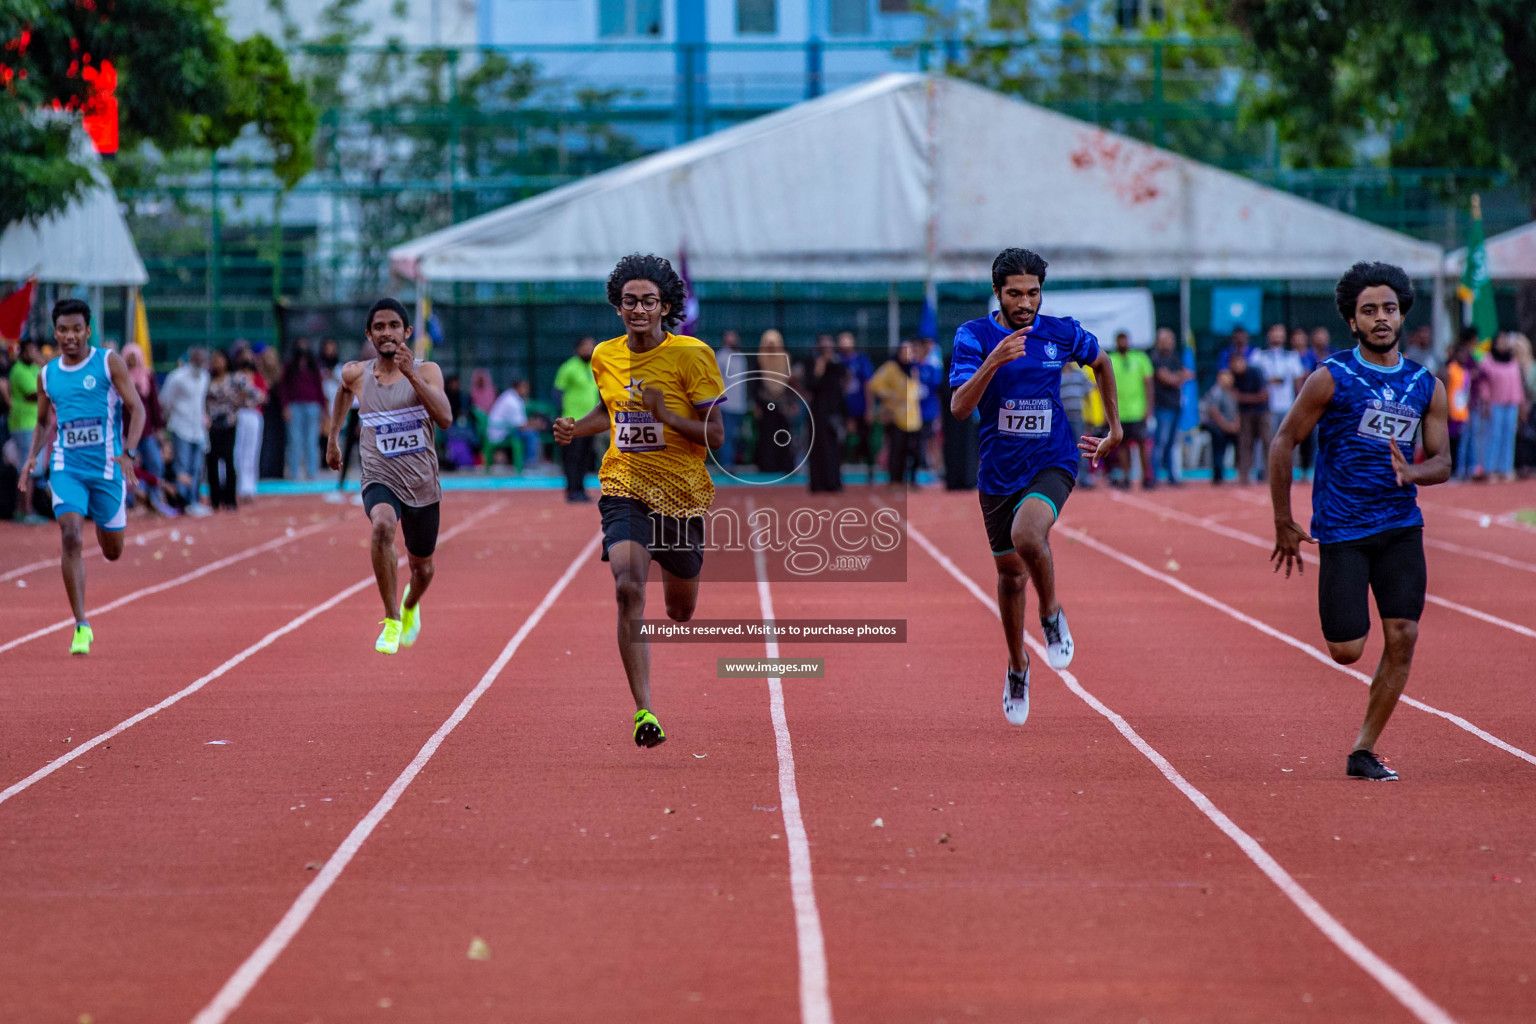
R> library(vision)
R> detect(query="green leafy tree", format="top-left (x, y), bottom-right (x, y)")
top-left (0, 0), bottom-right (315, 228)
top-left (1227, 0), bottom-right (1536, 330)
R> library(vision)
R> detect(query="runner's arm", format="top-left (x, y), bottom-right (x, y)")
top-left (1081, 350), bottom-right (1123, 466)
top-left (18, 378), bottom-right (54, 487)
top-left (107, 351), bottom-right (147, 456)
top-left (643, 388), bottom-right (724, 449)
top-left (403, 360), bottom-right (453, 428)
top-left (1268, 367), bottom-right (1333, 576)
top-left (554, 402), bottom-right (611, 443)
top-left (325, 362), bottom-right (363, 469)
top-left (950, 329), bottom-right (1026, 420)
top-left (1389, 379), bottom-right (1450, 487)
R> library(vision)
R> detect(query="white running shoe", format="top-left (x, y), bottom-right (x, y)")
top-left (1041, 608), bottom-right (1074, 669)
top-left (1003, 665), bottom-right (1030, 726)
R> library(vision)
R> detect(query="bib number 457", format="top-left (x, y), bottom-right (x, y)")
top-left (1357, 409), bottom-right (1418, 442)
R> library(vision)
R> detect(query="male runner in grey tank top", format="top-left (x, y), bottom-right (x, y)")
top-left (326, 298), bottom-right (452, 654)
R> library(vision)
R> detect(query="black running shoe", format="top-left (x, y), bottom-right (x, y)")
top-left (1346, 749), bottom-right (1398, 781)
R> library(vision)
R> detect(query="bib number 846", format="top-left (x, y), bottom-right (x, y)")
top-left (1357, 410), bottom-right (1418, 442)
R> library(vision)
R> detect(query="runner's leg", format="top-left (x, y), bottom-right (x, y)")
top-left (1010, 497), bottom-right (1060, 619)
top-left (58, 511), bottom-right (88, 624)
top-left (993, 551), bottom-right (1029, 674)
top-left (609, 539), bottom-right (654, 711)
top-left (1352, 618), bottom-right (1417, 752)
top-left (369, 503), bottom-right (402, 620)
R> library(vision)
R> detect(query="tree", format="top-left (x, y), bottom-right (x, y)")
top-left (0, 0), bottom-right (315, 228)
top-left (1227, 0), bottom-right (1536, 332)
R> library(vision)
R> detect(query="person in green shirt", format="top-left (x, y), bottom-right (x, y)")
top-left (1107, 331), bottom-right (1155, 489)
top-left (552, 336), bottom-right (600, 502)
top-left (9, 339), bottom-right (42, 487)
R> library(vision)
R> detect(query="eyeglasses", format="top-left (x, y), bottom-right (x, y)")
top-left (619, 295), bottom-right (661, 311)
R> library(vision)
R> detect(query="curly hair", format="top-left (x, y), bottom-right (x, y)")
top-left (1334, 262), bottom-right (1414, 322)
top-left (606, 253), bottom-right (688, 330)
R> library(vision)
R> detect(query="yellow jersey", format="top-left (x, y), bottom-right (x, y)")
top-left (592, 332), bottom-right (726, 517)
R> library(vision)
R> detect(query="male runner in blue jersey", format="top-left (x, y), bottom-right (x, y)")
top-left (1270, 262), bottom-right (1450, 781)
top-left (951, 248), bottom-right (1124, 725)
top-left (19, 299), bottom-right (146, 655)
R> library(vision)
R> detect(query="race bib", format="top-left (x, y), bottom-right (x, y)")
top-left (376, 419), bottom-right (430, 457)
top-left (59, 418), bottom-right (105, 449)
top-left (613, 410), bottom-right (666, 453)
top-left (997, 406), bottom-right (1052, 437)
top-left (1357, 409), bottom-right (1419, 443)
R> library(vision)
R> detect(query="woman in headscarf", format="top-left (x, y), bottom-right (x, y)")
top-left (121, 345), bottom-right (166, 481)
top-left (753, 329), bottom-right (798, 474)
top-left (470, 369), bottom-right (498, 414)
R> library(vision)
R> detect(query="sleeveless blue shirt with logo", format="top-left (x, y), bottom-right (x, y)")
top-left (950, 313), bottom-right (1100, 495)
top-left (1311, 349), bottom-right (1435, 544)
top-left (43, 347), bottom-right (124, 483)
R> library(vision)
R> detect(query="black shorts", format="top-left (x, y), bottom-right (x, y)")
top-left (1317, 526), bottom-right (1427, 643)
top-left (598, 495), bottom-right (705, 580)
top-left (978, 466), bottom-right (1075, 557)
top-left (1121, 419), bottom-right (1148, 443)
top-left (362, 483), bottom-right (441, 559)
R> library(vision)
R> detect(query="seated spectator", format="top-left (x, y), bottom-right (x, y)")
top-left (486, 379), bottom-right (529, 471)
top-left (1200, 368), bottom-right (1240, 485)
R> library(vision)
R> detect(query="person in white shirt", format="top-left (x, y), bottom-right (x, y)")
top-left (486, 380), bottom-right (528, 468)
top-left (1251, 322), bottom-right (1309, 417)
top-left (159, 348), bottom-right (211, 514)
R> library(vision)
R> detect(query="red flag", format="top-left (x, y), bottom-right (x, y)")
top-left (0, 279), bottom-right (36, 345)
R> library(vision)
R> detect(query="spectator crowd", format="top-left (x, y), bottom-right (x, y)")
top-left (2, 315), bottom-right (1533, 524)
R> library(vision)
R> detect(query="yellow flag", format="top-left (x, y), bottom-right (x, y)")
top-left (131, 287), bottom-right (153, 365)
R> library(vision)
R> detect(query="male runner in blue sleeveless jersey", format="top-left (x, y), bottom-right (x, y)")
top-left (950, 248), bottom-right (1124, 726)
top-left (1270, 263), bottom-right (1450, 781)
top-left (19, 299), bottom-right (146, 655)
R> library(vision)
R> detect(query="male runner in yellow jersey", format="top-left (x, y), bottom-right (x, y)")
top-left (554, 254), bottom-right (726, 748)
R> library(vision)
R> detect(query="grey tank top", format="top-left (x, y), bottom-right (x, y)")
top-left (359, 362), bottom-right (441, 506)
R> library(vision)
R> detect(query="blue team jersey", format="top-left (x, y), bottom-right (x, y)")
top-left (950, 312), bottom-right (1100, 494)
top-left (43, 347), bottom-right (123, 483)
top-left (1311, 349), bottom-right (1436, 544)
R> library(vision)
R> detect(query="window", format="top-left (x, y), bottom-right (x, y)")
top-left (736, 0), bottom-right (776, 33)
top-left (600, 0), bottom-right (662, 37)
top-left (829, 0), bottom-right (868, 35)
top-left (1115, 0), bottom-right (1165, 29)
top-left (878, 0), bottom-right (911, 11)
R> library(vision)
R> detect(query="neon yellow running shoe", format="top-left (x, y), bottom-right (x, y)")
top-left (633, 709), bottom-right (666, 748)
top-left (69, 624), bottom-right (93, 656)
top-left (401, 584), bottom-right (421, 647)
top-left (375, 618), bottom-right (402, 655)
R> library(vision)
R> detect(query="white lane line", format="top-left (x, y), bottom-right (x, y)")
top-left (1105, 490), bottom-right (1536, 641)
top-left (751, 537), bottom-right (835, 1024)
top-left (0, 520), bottom-right (338, 656)
top-left (0, 525), bottom-right (183, 583)
top-left (188, 529), bottom-right (599, 1024)
top-left (909, 524), bottom-right (1460, 1024)
top-left (1416, 499), bottom-right (1536, 533)
top-left (1054, 521), bottom-right (1536, 769)
top-left (0, 501), bottom-right (508, 808)
top-left (1217, 488), bottom-right (1536, 574)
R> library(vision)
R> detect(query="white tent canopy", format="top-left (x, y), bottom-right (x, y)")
top-left (1446, 221), bottom-right (1536, 281)
top-left (391, 73), bottom-right (1442, 285)
top-left (0, 156), bottom-right (148, 287)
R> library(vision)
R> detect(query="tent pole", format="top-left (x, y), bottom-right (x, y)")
top-left (888, 282), bottom-right (899, 352)
top-left (1432, 273), bottom-right (1449, 356)
top-left (1179, 275), bottom-right (1192, 348)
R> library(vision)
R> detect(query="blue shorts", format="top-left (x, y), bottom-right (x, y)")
top-left (51, 472), bottom-right (128, 531)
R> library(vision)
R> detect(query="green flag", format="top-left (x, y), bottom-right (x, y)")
top-left (1457, 195), bottom-right (1499, 343)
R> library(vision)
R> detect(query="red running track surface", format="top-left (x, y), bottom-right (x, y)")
top-left (1, 481), bottom-right (1534, 1023)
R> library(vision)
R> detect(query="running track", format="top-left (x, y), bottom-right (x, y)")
top-left (2, 481), bottom-right (1534, 1022)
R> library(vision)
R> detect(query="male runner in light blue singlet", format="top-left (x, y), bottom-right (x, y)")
top-left (19, 299), bottom-right (146, 655)
top-left (1270, 263), bottom-right (1450, 781)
